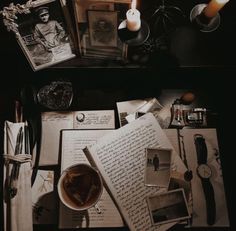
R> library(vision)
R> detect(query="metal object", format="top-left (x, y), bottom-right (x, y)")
top-left (185, 108), bottom-right (207, 127)
top-left (149, 0), bottom-right (185, 36)
top-left (170, 99), bottom-right (185, 127)
top-left (190, 4), bottom-right (220, 33)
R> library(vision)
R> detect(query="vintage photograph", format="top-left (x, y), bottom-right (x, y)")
top-left (88, 10), bottom-right (118, 47)
top-left (147, 189), bottom-right (190, 226)
top-left (73, 0), bottom-right (128, 60)
top-left (2, 0), bottom-right (76, 71)
top-left (145, 148), bottom-right (172, 187)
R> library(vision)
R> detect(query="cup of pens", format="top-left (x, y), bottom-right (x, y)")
top-left (57, 163), bottom-right (103, 211)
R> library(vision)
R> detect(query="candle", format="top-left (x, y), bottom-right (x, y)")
top-left (203, 0), bottom-right (229, 18)
top-left (126, 0), bottom-right (141, 31)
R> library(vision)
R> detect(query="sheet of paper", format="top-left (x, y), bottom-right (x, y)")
top-left (59, 129), bottom-right (124, 228)
top-left (40, 110), bottom-right (115, 166)
top-left (40, 112), bottom-right (73, 166)
top-left (85, 113), bottom-right (186, 231)
top-left (32, 170), bottom-right (57, 224)
top-left (179, 129), bottom-right (229, 227)
top-left (72, 110), bottom-right (115, 129)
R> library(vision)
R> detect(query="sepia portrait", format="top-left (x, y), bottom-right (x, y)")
top-left (88, 10), bottom-right (118, 47)
top-left (1, 0), bottom-right (75, 71)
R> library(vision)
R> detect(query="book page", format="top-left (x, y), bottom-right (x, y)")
top-left (85, 113), bottom-right (186, 231)
top-left (40, 110), bottom-right (115, 166)
top-left (59, 130), bottom-right (124, 228)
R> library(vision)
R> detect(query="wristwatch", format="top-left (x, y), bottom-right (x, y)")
top-left (194, 134), bottom-right (216, 226)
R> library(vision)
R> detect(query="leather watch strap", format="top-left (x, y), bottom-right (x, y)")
top-left (195, 135), bottom-right (207, 164)
top-left (201, 179), bottom-right (216, 225)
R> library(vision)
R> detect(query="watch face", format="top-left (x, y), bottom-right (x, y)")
top-left (197, 164), bottom-right (212, 179)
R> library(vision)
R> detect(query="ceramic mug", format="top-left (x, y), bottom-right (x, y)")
top-left (57, 163), bottom-right (103, 211)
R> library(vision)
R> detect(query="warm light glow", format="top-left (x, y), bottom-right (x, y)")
top-left (126, 8), bottom-right (141, 31)
top-left (203, 0), bottom-right (229, 18)
top-left (131, 0), bottom-right (136, 10)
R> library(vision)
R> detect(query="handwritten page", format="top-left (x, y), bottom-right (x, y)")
top-left (59, 130), bottom-right (124, 228)
top-left (40, 110), bottom-right (115, 166)
top-left (84, 113), bottom-right (186, 231)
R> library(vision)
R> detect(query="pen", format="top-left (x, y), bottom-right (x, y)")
top-left (9, 126), bottom-right (24, 198)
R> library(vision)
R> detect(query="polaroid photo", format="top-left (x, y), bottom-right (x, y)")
top-left (147, 188), bottom-right (190, 226)
top-left (145, 148), bottom-right (172, 188)
top-left (87, 10), bottom-right (118, 47)
top-left (1, 0), bottom-right (76, 71)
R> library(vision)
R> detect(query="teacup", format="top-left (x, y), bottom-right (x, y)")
top-left (57, 163), bottom-right (103, 211)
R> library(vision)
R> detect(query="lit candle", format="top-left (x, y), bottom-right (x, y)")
top-left (126, 0), bottom-right (141, 31)
top-left (203, 0), bottom-right (229, 18)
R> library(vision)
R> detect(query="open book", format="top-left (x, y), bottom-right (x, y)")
top-left (40, 110), bottom-right (115, 165)
top-left (84, 113), bottom-right (187, 231)
top-left (59, 129), bottom-right (124, 228)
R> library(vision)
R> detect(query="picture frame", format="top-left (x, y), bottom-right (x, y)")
top-left (73, 0), bottom-right (130, 60)
top-left (88, 10), bottom-right (118, 47)
top-left (144, 148), bottom-right (172, 188)
top-left (147, 189), bottom-right (190, 226)
top-left (0, 0), bottom-right (76, 71)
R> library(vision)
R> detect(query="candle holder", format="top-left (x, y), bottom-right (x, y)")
top-left (118, 19), bottom-right (150, 46)
top-left (190, 4), bottom-right (220, 32)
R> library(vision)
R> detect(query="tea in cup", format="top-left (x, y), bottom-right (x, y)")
top-left (57, 163), bottom-right (103, 211)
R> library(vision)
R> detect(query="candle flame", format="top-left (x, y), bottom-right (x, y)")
top-left (131, 0), bottom-right (136, 9)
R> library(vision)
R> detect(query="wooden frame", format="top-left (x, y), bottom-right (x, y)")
top-left (0, 0), bottom-right (76, 71)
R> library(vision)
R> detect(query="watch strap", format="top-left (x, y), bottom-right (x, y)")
top-left (194, 134), bottom-right (207, 164)
top-left (201, 179), bottom-right (216, 225)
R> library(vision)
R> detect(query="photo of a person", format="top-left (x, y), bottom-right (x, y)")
top-left (145, 148), bottom-right (172, 187)
top-left (88, 10), bottom-right (118, 47)
top-left (153, 154), bottom-right (160, 171)
top-left (31, 6), bottom-right (70, 65)
top-left (1, 0), bottom-right (75, 71)
top-left (34, 6), bottom-right (67, 50)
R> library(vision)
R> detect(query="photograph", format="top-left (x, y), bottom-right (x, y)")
top-left (147, 188), bottom-right (190, 226)
top-left (73, 0), bottom-right (128, 60)
top-left (145, 148), bottom-right (172, 187)
top-left (2, 0), bottom-right (76, 71)
top-left (88, 10), bottom-right (118, 47)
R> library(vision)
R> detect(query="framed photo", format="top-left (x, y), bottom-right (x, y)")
top-left (145, 148), bottom-right (172, 188)
top-left (147, 189), bottom-right (190, 226)
top-left (1, 0), bottom-right (76, 71)
top-left (73, 0), bottom-right (129, 60)
top-left (88, 10), bottom-right (117, 47)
